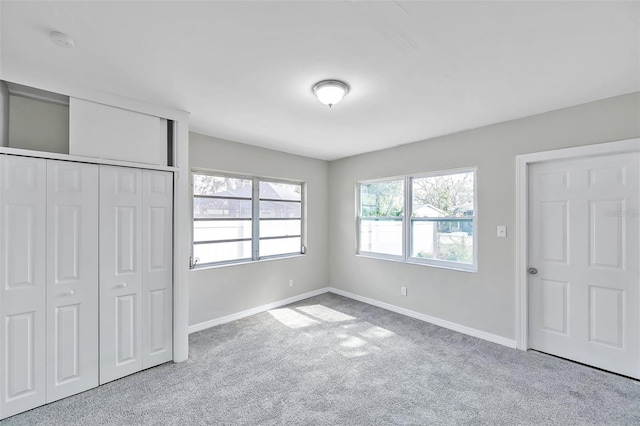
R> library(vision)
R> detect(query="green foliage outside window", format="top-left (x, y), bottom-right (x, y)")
top-left (360, 180), bottom-right (404, 217)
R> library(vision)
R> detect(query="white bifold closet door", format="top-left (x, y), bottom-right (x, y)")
top-left (99, 166), bottom-right (144, 384)
top-left (0, 156), bottom-right (99, 418)
top-left (46, 161), bottom-right (99, 402)
top-left (0, 156), bottom-right (47, 418)
top-left (99, 166), bottom-right (172, 385)
top-left (142, 170), bottom-right (173, 369)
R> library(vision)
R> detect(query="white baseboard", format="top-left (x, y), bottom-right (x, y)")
top-left (188, 286), bottom-right (517, 349)
top-left (188, 287), bottom-right (331, 334)
top-left (327, 287), bottom-right (517, 349)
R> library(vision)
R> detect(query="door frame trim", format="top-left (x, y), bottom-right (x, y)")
top-left (515, 137), bottom-right (640, 351)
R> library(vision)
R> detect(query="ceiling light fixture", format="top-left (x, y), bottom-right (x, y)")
top-left (312, 80), bottom-right (349, 108)
top-left (50, 31), bottom-right (75, 48)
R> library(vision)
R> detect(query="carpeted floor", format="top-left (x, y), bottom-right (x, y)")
top-left (3, 293), bottom-right (639, 425)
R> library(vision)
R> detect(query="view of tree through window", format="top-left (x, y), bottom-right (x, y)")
top-left (193, 173), bottom-right (304, 266)
top-left (359, 179), bottom-right (404, 256)
top-left (357, 170), bottom-right (476, 271)
top-left (360, 180), bottom-right (404, 217)
top-left (411, 172), bottom-right (474, 265)
top-left (412, 172), bottom-right (474, 216)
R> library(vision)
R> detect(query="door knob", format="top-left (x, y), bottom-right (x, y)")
top-left (119, 282), bottom-right (128, 288)
top-left (65, 290), bottom-right (75, 296)
top-left (528, 267), bottom-right (538, 275)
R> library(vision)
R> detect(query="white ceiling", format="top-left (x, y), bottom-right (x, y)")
top-left (1, 1), bottom-right (638, 161)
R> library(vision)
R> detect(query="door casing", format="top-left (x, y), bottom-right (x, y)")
top-left (515, 137), bottom-right (640, 351)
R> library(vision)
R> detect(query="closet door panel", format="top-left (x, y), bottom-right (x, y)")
top-left (46, 161), bottom-right (98, 402)
top-left (69, 98), bottom-right (165, 166)
top-left (0, 155), bottom-right (46, 418)
top-left (142, 170), bottom-right (173, 368)
top-left (99, 166), bottom-right (143, 384)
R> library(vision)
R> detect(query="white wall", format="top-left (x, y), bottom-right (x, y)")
top-left (189, 132), bottom-right (330, 327)
top-left (329, 92), bottom-right (640, 341)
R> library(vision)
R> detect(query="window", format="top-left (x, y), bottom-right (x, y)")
top-left (358, 179), bottom-right (404, 258)
top-left (357, 169), bottom-right (477, 272)
top-left (259, 181), bottom-right (303, 257)
top-left (410, 170), bottom-right (475, 269)
top-left (192, 172), bottom-right (304, 267)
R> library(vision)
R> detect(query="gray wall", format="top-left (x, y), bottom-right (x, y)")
top-left (189, 132), bottom-right (330, 326)
top-left (0, 82), bottom-right (8, 146)
top-left (8, 95), bottom-right (69, 153)
top-left (329, 92), bottom-right (640, 340)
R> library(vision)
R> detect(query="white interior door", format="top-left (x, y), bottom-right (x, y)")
top-left (46, 160), bottom-right (99, 402)
top-left (529, 152), bottom-right (640, 378)
top-left (142, 170), bottom-right (173, 368)
top-left (99, 165), bottom-right (143, 384)
top-left (0, 155), bottom-right (47, 418)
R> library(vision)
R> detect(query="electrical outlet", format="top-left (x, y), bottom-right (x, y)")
top-left (401, 286), bottom-right (407, 296)
top-left (289, 279), bottom-right (294, 287)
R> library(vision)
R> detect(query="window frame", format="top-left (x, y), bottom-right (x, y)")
top-left (356, 167), bottom-right (478, 273)
top-left (258, 177), bottom-right (305, 261)
top-left (356, 176), bottom-right (407, 263)
top-left (191, 169), bottom-right (305, 268)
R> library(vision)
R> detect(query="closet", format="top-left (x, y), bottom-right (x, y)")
top-left (0, 155), bottom-right (173, 418)
top-left (99, 166), bottom-right (173, 384)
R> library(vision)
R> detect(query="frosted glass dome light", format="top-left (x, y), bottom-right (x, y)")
top-left (312, 80), bottom-right (350, 108)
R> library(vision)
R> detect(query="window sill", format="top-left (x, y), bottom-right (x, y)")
top-left (355, 253), bottom-right (477, 273)
top-left (190, 253), bottom-right (305, 271)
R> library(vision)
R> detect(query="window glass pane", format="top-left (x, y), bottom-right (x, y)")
top-left (411, 219), bottom-right (473, 264)
top-left (359, 219), bottom-right (402, 256)
top-left (260, 219), bottom-right (301, 238)
top-left (194, 241), bottom-right (252, 264)
top-left (360, 180), bottom-right (404, 218)
top-left (260, 237), bottom-right (301, 257)
top-left (412, 172), bottom-right (474, 217)
top-left (259, 200), bottom-right (301, 218)
top-left (192, 172), bottom-right (305, 265)
top-left (194, 198), bottom-right (252, 219)
top-left (260, 181), bottom-right (301, 201)
top-left (194, 220), bottom-right (252, 242)
top-left (193, 175), bottom-right (252, 197)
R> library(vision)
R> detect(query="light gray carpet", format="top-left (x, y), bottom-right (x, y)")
top-left (3, 293), bottom-right (639, 425)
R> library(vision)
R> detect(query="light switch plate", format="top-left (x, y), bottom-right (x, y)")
top-left (497, 225), bottom-right (507, 238)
